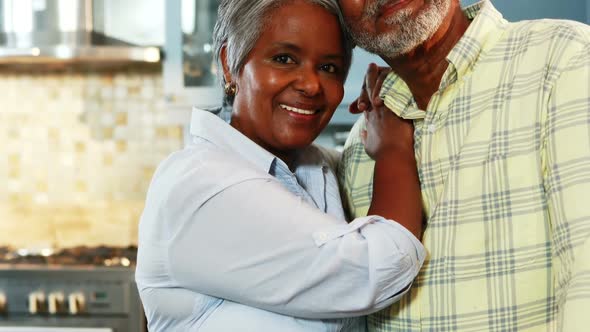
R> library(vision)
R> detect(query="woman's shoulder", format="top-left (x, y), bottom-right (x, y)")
top-left (144, 141), bottom-right (275, 232)
top-left (155, 140), bottom-right (272, 186)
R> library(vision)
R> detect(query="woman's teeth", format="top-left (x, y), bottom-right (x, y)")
top-left (280, 104), bottom-right (317, 115)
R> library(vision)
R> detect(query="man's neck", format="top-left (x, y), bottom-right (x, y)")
top-left (382, 2), bottom-right (470, 110)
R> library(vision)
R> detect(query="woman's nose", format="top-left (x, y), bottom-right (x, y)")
top-left (294, 67), bottom-right (322, 97)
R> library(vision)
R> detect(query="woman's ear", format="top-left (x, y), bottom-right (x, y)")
top-left (220, 44), bottom-right (232, 84)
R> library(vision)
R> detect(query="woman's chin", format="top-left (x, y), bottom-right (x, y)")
top-left (282, 126), bottom-right (328, 147)
top-left (276, 137), bottom-right (317, 152)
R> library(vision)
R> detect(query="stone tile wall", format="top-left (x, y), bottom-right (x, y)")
top-left (0, 67), bottom-right (183, 249)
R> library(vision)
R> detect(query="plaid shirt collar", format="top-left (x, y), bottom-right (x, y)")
top-left (380, 0), bottom-right (506, 120)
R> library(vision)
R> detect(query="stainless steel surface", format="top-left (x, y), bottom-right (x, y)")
top-left (0, 247), bottom-right (144, 332)
top-left (0, 0), bottom-right (161, 64)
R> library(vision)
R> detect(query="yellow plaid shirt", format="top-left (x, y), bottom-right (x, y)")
top-left (339, 1), bottom-right (590, 331)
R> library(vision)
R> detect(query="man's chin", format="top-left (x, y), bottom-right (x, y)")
top-left (352, 32), bottom-right (421, 59)
top-left (349, 0), bottom-right (451, 58)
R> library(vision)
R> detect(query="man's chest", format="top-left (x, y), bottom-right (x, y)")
top-left (414, 62), bottom-right (552, 218)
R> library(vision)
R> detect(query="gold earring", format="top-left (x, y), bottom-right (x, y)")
top-left (224, 82), bottom-right (238, 96)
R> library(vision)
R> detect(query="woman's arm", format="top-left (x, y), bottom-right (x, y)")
top-left (147, 150), bottom-right (424, 319)
top-left (361, 64), bottom-right (423, 239)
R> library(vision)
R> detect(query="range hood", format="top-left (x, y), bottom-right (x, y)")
top-left (0, 0), bottom-right (161, 65)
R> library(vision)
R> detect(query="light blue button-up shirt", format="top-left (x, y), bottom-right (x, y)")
top-left (136, 109), bottom-right (425, 331)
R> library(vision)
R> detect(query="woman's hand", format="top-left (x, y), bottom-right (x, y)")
top-left (349, 63), bottom-right (389, 115)
top-left (363, 104), bottom-right (415, 161)
top-left (355, 63), bottom-right (414, 161)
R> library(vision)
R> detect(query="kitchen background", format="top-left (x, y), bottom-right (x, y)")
top-left (0, 0), bottom-right (588, 330)
top-left (1, 0), bottom-right (589, 255)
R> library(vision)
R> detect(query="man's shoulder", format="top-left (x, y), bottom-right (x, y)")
top-left (506, 18), bottom-right (590, 48)
top-left (489, 18), bottom-right (590, 69)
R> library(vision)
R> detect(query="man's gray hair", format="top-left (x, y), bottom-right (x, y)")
top-left (212, 0), bottom-right (354, 104)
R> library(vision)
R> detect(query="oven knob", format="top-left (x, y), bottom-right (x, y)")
top-left (68, 292), bottom-right (86, 315)
top-left (48, 292), bottom-right (65, 314)
top-left (28, 291), bottom-right (46, 314)
top-left (0, 292), bottom-right (6, 313)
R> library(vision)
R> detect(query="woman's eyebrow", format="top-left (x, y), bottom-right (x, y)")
top-left (270, 42), bottom-right (302, 51)
top-left (271, 42), bottom-right (345, 60)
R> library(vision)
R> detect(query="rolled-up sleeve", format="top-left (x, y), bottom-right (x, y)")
top-left (166, 173), bottom-right (425, 319)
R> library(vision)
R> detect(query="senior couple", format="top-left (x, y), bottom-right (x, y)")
top-left (136, 0), bottom-right (590, 331)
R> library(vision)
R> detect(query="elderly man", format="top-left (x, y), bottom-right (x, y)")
top-left (338, 0), bottom-right (590, 331)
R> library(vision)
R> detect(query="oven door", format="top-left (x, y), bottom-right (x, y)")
top-left (0, 328), bottom-right (112, 332)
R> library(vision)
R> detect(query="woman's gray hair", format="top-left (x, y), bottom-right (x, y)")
top-left (212, 0), bottom-right (354, 105)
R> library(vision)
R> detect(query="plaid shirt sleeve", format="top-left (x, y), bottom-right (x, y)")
top-left (545, 41), bottom-right (590, 331)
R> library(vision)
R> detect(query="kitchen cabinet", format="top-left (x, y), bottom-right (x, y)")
top-left (163, 0), bottom-right (221, 108)
top-left (101, 0), bottom-right (165, 45)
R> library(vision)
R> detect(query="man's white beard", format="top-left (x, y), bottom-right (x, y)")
top-left (351, 0), bottom-right (452, 58)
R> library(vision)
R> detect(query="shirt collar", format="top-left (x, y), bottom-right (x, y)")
top-left (189, 108), bottom-right (276, 173)
top-left (189, 108), bottom-right (329, 176)
top-left (380, 0), bottom-right (507, 119)
top-left (444, 0), bottom-right (507, 87)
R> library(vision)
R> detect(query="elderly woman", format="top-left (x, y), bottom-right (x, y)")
top-left (136, 0), bottom-right (424, 331)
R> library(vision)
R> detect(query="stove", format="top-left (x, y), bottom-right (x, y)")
top-left (0, 246), bottom-right (145, 332)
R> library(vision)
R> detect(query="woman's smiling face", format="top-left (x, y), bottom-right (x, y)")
top-left (225, 1), bottom-right (346, 159)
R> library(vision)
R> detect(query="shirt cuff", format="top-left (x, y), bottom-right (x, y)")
top-left (312, 216), bottom-right (382, 247)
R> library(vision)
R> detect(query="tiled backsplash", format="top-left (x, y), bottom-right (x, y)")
top-left (0, 67), bottom-right (184, 249)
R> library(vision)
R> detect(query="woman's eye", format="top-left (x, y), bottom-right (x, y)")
top-left (273, 54), bottom-right (295, 64)
top-left (320, 64), bottom-right (339, 74)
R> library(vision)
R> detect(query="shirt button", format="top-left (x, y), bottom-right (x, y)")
top-left (428, 124), bottom-right (436, 133)
top-left (316, 232), bottom-right (328, 241)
